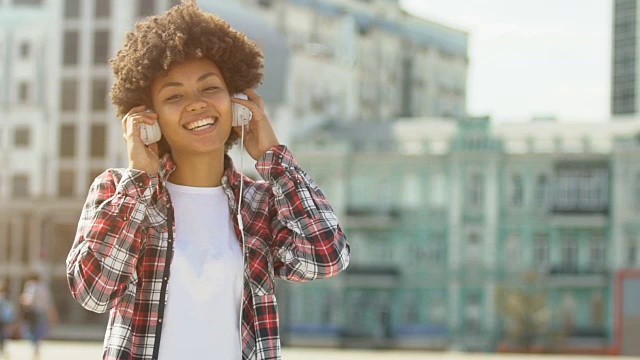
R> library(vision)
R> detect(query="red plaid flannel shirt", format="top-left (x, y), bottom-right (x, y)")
top-left (66, 145), bottom-right (350, 359)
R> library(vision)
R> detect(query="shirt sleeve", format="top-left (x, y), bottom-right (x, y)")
top-left (66, 169), bottom-right (157, 313)
top-left (255, 145), bottom-right (350, 282)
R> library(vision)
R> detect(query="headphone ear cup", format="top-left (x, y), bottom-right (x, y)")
top-left (232, 102), bottom-right (238, 127)
top-left (232, 93), bottom-right (250, 126)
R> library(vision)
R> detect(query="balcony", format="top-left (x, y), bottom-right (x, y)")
top-left (546, 266), bottom-right (609, 287)
top-left (345, 207), bottom-right (401, 229)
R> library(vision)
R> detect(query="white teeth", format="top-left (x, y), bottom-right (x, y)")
top-left (185, 117), bottom-right (215, 130)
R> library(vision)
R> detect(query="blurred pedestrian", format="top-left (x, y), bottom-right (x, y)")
top-left (20, 273), bottom-right (57, 360)
top-left (0, 280), bottom-right (15, 360)
top-left (66, 1), bottom-right (350, 359)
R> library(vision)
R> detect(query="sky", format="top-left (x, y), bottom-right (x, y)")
top-left (399, 0), bottom-right (612, 122)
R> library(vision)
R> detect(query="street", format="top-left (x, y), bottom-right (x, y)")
top-left (2, 340), bottom-right (639, 360)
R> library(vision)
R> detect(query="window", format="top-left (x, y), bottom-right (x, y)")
top-left (430, 172), bottom-right (446, 207)
top-left (403, 291), bottom-right (420, 325)
top-left (561, 292), bottom-right (577, 328)
top-left (466, 232), bottom-right (482, 265)
top-left (95, 0), bottom-right (111, 17)
top-left (52, 223), bottom-right (76, 262)
top-left (92, 78), bottom-right (108, 110)
top-left (535, 174), bottom-right (549, 208)
top-left (533, 233), bottom-right (549, 270)
top-left (58, 169), bottom-right (75, 197)
top-left (93, 30), bottom-right (110, 65)
top-left (430, 294), bottom-right (446, 324)
top-left (14, 127), bottom-right (30, 147)
top-left (88, 168), bottom-right (104, 188)
top-left (556, 170), bottom-right (574, 208)
top-left (61, 79), bottom-right (78, 111)
top-left (64, 0), bottom-right (80, 18)
top-left (590, 233), bottom-right (606, 270)
top-left (634, 173), bottom-right (640, 210)
top-left (137, 0), bottom-right (155, 17)
top-left (591, 292), bottom-right (604, 328)
top-left (20, 42), bottom-right (30, 58)
top-left (561, 234), bottom-right (578, 271)
top-left (505, 234), bottom-right (520, 270)
top-left (18, 82), bottom-right (29, 103)
top-left (12, 174), bottom-right (29, 198)
top-left (59, 124), bottom-right (76, 158)
top-left (403, 173), bottom-right (421, 209)
top-left (627, 234), bottom-right (637, 267)
top-left (466, 173), bottom-right (484, 208)
top-left (12, 0), bottom-right (42, 5)
top-left (90, 124), bottom-right (107, 157)
top-left (63, 31), bottom-right (79, 65)
top-left (321, 291), bottom-right (336, 324)
top-left (465, 293), bottom-right (481, 331)
top-left (554, 166), bottom-right (609, 212)
top-left (427, 235), bottom-right (446, 265)
top-left (511, 174), bottom-right (524, 207)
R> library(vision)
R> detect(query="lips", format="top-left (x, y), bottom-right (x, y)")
top-left (183, 117), bottom-right (217, 131)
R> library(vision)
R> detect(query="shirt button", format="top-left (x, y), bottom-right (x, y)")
top-left (164, 277), bottom-right (168, 281)
top-left (158, 318), bottom-right (163, 323)
top-left (123, 215), bottom-right (128, 221)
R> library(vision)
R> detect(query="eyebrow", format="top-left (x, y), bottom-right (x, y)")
top-left (158, 72), bottom-right (220, 92)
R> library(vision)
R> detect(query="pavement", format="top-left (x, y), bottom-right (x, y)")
top-left (1, 340), bottom-right (639, 360)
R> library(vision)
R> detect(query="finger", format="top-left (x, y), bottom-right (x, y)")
top-left (121, 106), bottom-right (150, 131)
top-left (127, 105), bottom-right (147, 114)
top-left (243, 89), bottom-right (264, 109)
top-left (130, 113), bottom-right (157, 125)
top-left (125, 115), bottom-right (142, 141)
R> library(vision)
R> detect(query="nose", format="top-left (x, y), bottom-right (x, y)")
top-left (187, 97), bottom-right (207, 112)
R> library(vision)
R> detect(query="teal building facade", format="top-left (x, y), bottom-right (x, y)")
top-left (282, 117), bottom-right (640, 352)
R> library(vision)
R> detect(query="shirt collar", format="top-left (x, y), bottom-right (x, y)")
top-left (158, 152), bottom-right (243, 190)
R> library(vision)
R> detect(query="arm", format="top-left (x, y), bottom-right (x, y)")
top-left (256, 145), bottom-right (350, 282)
top-left (66, 169), bottom-right (157, 313)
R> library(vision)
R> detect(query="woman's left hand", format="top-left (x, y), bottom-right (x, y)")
top-left (231, 89), bottom-right (280, 161)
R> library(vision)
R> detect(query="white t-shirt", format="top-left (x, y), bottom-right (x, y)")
top-left (158, 182), bottom-right (244, 360)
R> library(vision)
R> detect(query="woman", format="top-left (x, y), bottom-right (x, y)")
top-left (65, 1), bottom-right (350, 359)
top-left (20, 273), bottom-right (56, 360)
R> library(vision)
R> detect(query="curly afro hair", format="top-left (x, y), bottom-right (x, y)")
top-left (110, 0), bottom-right (264, 153)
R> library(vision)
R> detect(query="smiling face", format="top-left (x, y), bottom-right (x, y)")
top-left (150, 57), bottom-right (233, 158)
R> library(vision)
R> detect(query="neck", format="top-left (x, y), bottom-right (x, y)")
top-left (168, 149), bottom-right (226, 187)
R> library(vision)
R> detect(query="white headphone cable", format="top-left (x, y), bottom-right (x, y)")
top-left (237, 122), bottom-right (246, 351)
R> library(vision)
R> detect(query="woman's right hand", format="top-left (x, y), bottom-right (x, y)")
top-left (122, 106), bottom-right (160, 176)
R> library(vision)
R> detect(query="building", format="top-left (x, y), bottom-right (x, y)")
top-left (0, 1), bottom-right (51, 303)
top-left (237, 0), bottom-right (468, 122)
top-left (0, 0), bottom-right (469, 341)
top-left (286, 115), bottom-right (640, 353)
top-left (611, 0), bottom-right (638, 115)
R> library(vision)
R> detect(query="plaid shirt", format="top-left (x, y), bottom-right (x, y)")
top-left (66, 145), bottom-right (350, 360)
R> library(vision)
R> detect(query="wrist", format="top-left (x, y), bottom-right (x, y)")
top-left (128, 162), bottom-right (158, 176)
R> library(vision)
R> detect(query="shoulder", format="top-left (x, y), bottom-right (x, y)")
top-left (90, 168), bottom-right (131, 188)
